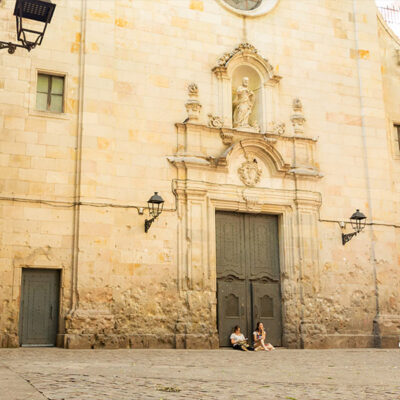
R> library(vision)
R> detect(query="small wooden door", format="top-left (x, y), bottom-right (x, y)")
top-left (216, 212), bottom-right (281, 346)
top-left (19, 269), bottom-right (60, 346)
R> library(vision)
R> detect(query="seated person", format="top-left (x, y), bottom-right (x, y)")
top-left (230, 325), bottom-right (251, 351)
top-left (253, 322), bottom-right (275, 351)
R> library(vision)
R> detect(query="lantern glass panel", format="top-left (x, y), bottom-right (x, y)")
top-left (147, 192), bottom-right (164, 218)
top-left (349, 209), bottom-right (366, 233)
top-left (148, 201), bottom-right (155, 218)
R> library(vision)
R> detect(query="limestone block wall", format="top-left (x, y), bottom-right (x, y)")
top-left (0, 0), bottom-right (399, 348)
top-left (375, 13), bottom-right (400, 347)
top-left (0, 0), bottom-right (81, 346)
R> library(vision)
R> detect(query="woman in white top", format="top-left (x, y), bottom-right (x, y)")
top-left (253, 322), bottom-right (275, 351)
top-left (230, 325), bottom-right (251, 351)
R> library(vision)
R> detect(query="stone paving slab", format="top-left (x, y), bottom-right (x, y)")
top-left (0, 348), bottom-right (399, 399)
top-left (0, 365), bottom-right (46, 400)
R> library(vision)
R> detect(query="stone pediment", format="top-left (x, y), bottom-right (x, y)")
top-left (212, 42), bottom-right (282, 83)
top-left (216, 138), bottom-right (290, 175)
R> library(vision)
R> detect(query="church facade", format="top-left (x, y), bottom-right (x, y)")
top-left (0, 0), bottom-right (399, 349)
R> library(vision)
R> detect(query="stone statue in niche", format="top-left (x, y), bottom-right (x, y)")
top-left (233, 77), bottom-right (255, 129)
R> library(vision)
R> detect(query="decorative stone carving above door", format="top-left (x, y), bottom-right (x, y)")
top-left (238, 158), bottom-right (262, 187)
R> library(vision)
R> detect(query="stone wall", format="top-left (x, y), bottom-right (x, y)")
top-left (0, 0), bottom-right (399, 349)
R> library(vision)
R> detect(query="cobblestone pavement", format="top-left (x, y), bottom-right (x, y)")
top-left (0, 348), bottom-right (399, 400)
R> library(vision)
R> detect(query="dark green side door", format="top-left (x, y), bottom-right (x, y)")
top-left (19, 269), bottom-right (60, 346)
top-left (216, 212), bottom-right (282, 346)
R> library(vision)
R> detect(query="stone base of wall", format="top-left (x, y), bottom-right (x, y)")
top-left (1, 332), bottom-right (397, 349)
top-left (0, 334), bottom-right (18, 348)
top-left (61, 333), bottom-right (219, 350)
top-left (304, 334), bottom-right (399, 349)
top-left (304, 334), bottom-right (374, 349)
top-left (376, 314), bottom-right (400, 348)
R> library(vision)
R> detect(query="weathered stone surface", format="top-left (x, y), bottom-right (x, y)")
top-left (0, 0), bottom-right (399, 349)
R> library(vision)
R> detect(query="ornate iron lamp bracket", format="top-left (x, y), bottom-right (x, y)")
top-left (1, 0), bottom-right (56, 53)
top-left (341, 209), bottom-right (366, 246)
top-left (0, 41), bottom-right (19, 54)
top-left (342, 231), bottom-right (357, 246)
top-left (144, 192), bottom-right (164, 233)
top-left (145, 217), bottom-right (156, 233)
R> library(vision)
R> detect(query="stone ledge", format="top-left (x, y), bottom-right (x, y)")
top-left (303, 333), bottom-right (400, 349)
top-left (61, 333), bottom-right (219, 350)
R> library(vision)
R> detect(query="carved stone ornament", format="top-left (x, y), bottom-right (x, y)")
top-left (293, 97), bottom-right (303, 112)
top-left (270, 121), bottom-right (286, 135)
top-left (216, 42), bottom-right (258, 67)
top-left (242, 191), bottom-right (260, 211)
top-left (238, 158), bottom-right (262, 187)
top-left (291, 97), bottom-right (306, 135)
top-left (185, 83), bottom-right (202, 122)
top-left (220, 129), bottom-right (233, 145)
top-left (208, 113), bottom-right (224, 128)
top-left (213, 42), bottom-right (281, 82)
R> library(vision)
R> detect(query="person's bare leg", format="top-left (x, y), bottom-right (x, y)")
top-left (260, 339), bottom-right (269, 351)
top-left (254, 341), bottom-right (264, 351)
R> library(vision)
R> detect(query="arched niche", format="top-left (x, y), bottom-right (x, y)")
top-left (231, 65), bottom-right (263, 131)
top-left (212, 43), bottom-right (281, 132)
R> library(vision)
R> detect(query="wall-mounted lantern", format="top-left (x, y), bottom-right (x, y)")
top-left (0, 0), bottom-right (56, 54)
top-left (342, 209), bottom-right (367, 245)
top-left (145, 192), bottom-right (164, 233)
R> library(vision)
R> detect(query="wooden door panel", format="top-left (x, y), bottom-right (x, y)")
top-left (216, 212), bottom-right (245, 279)
top-left (252, 282), bottom-right (282, 346)
top-left (20, 269), bottom-right (60, 346)
top-left (248, 214), bottom-right (279, 281)
top-left (217, 280), bottom-right (247, 346)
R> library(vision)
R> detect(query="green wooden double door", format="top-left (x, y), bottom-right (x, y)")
top-left (19, 269), bottom-right (60, 346)
top-left (216, 212), bottom-right (282, 347)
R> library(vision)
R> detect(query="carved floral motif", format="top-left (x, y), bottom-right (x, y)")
top-left (207, 113), bottom-right (224, 129)
top-left (271, 121), bottom-right (286, 135)
top-left (188, 83), bottom-right (199, 96)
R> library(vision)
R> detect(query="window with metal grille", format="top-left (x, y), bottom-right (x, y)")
top-left (395, 124), bottom-right (400, 152)
top-left (36, 73), bottom-right (64, 113)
